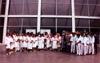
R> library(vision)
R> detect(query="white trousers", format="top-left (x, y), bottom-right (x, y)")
top-left (16, 42), bottom-right (20, 51)
top-left (76, 44), bottom-right (81, 55)
top-left (71, 43), bottom-right (75, 53)
top-left (81, 44), bottom-right (87, 55)
top-left (89, 44), bottom-right (94, 54)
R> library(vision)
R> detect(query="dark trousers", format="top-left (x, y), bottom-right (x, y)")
top-left (66, 43), bottom-right (71, 53)
top-left (94, 44), bottom-right (98, 54)
top-left (61, 42), bottom-right (67, 52)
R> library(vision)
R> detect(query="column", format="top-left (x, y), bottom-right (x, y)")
top-left (71, 0), bottom-right (75, 32)
top-left (37, 0), bottom-right (42, 33)
top-left (2, 0), bottom-right (10, 44)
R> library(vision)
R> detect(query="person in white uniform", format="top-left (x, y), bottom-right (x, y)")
top-left (9, 34), bottom-right (14, 54)
top-left (45, 35), bottom-right (51, 50)
top-left (22, 34), bottom-right (28, 52)
top-left (31, 35), bottom-right (37, 52)
top-left (86, 34), bottom-right (90, 54)
top-left (70, 33), bottom-right (76, 53)
top-left (38, 34), bottom-right (45, 50)
top-left (19, 33), bottom-right (24, 52)
top-left (27, 34), bottom-right (33, 52)
top-left (75, 34), bottom-right (82, 55)
top-left (51, 35), bottom-right (58, 51)
top-left (81, 33), bottom-right (89, 55)
top-left (57, 34), bottom-right (61, 51)
top-left (5, 33), bottom-right (11, 55)
top-left (15, 33), bottom-right (20, 51)
top-left (89, 33), bottom-right (95, 54)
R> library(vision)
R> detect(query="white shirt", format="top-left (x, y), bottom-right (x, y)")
top-left (70, 35), bottom-right (76, 43)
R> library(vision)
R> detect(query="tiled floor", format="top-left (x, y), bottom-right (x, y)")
top-left (0, 45), bottom-right (100, 63)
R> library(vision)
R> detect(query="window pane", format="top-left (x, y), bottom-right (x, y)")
top-left (41, 3), bottom-right (56, 15)
top-left (57, 4), bottom-right (71, 15)
top-left (75, 4), bottom-right (88, 16)
top-left (25, 0), bottom-right (38, 3)
top-left (89, 5), bottom-right (100, 16)
top-left (75, 0), bottom-right (87, 4)
top-left (9, 4), bottom-right (23, 15)
top-left (88, 0), bottom-right (100, 5)
top-left (7, 27), bottom-right (21, 33)
top-left (57, 18), bottom-right (72, 26)
top-left (90, 19), bottom-right (100, 27)
top-left (10, 0), bottom-right (24, 4)
top-left (57, 0), bottom-right (71, 4)
top-left (75, 19), bottom-right (89, 27)
top-left (0, 17), bottom-right (4, 26)
top-left (24, 3), bottom-right (38, 15)
top-left (0, 0), bottom-right (6, 15)
top-left (23, 18), bottom-right (37, 26)
top-left (41, 18), bottom-right (55, 26)
top-left (8, 18), bottom-right (22, 26)
top-left (0, 27), bottom-right (3, 43)
top-left (42, 0), bottom-right (56, 4)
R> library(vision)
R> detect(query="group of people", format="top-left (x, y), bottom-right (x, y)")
top-left (61, 30), bottom-right (99, 56)
top-left (5, 30), bottom-right (99, 56)
top-left (5, 32), bottom-right (61, 55)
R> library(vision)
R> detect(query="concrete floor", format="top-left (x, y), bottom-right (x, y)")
top-left (0, 45), bottom-right (100, 63)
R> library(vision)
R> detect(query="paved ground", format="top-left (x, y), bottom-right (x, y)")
top-left (0, 45), bottom-right (100, 63)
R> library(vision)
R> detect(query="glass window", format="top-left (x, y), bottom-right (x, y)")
top-left (7, 27), bottom-right (21, 33)
top-left (90, 19), bottom-right (100, 27)
top-left (42, 0), bottom-right (56, 4)
top-left (57, 18), bottom-right (72, 26)
top-left (41, 3), bottom-right (56, 15)
top-left (89, 5), bottom-right (100, 16)
top-left (0, 27), bottom-right (3, 43)
top-left (0, 17), bottom-right (4, 26)
top-left (10, 0), bottom-right (24, 4)
top-left (8, 18), bottom-right (22, 26)
top-left (57, 0), bottom-right (71, 4)
top-left (24, 3), bottom-right (38, 15)
top-left (41, 18), bottom-right (55, 26)
top-left (75, 4), bottom-right (88, 16)
top-left (88, 0), bottom-right (100, 5)
top-left (9, 3), bottom-right (23, 15)
top-left (23, 18), bottom-right (37, 26)
top-left (75, 19), bottom-right (90, 27)
top-left (25, 0), bottom-right (38, 3)
top-left (0, 0), bottom-right (6, 15)
top-left (9, 0), bottom-right (38, 15)
top-left (57, 4), bottom-right (71, 15)
top-left (75, 0), bottom-right (87, 4)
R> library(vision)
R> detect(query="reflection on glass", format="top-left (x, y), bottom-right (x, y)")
top-left (75, 19), bottom-right (89, 27)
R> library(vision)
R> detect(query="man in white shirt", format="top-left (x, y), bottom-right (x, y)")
top-left (70, 33), bottom-right (76, 53)
top-left (75, 34), bottom-right (82, 55)
top-left (88, 33), bottom-right (95, 54)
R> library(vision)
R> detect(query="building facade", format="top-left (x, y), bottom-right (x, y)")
top-left (0, 0), bottom-right (100, 43)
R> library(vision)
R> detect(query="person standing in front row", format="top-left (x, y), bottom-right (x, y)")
top-left (75, 34), bottom-right (82, 55)
top-left (88, 33), bottom-right (95, 55)
top-left (51, 35), bottom-right (57, 51)
top-left (70, 33), bottom-right (76, 53)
